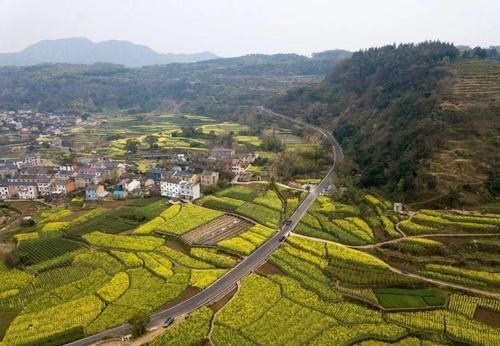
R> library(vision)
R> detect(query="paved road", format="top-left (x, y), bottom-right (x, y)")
top-left (67, 108), bottom-right (343, 346)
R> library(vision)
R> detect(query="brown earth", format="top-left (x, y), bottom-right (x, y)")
top-left (255, 261), bottom-right (285, 276)
top-left (159, 287), bottom-right (199, 310)
top-left (474, 306), bottom-right (500, 328)
top-left (209, 286), bottom-right (237, 313)
top-left (164, 239), bottom-right (189, 254)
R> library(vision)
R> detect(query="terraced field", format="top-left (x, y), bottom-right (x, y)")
top-left (451, 60), bottom-right (500, 104)
top-left (182, 215), bottom-right (254, 246)
top-left (152, 235), bottom-right (500, 346)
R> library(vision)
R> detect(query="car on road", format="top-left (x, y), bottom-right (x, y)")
top-left (285, 219), bottom-right (292, 226)
top-left (162, 317), bottom-right (174, 328)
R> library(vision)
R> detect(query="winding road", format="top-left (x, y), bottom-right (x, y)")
top-left (66, 107), bottom-right (344, 346)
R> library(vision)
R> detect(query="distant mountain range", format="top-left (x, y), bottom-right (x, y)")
top-left (0, 37), bottom-right (219, 67)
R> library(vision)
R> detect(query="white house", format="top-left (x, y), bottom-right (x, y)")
top-left (0, 185), bottom-right (9, 199)
top-left (18, 185), bottom-right (38, 200)
top-left (160, 180), bottom-right (200, 200)
top-left (126, 179), bottom-right (141, 193)
top-left (36, 179), bottom-right (51, 196)
top-left (179, 181), bottom-right (200, 200)
top-left (231, 159), bottom-right (244, 175)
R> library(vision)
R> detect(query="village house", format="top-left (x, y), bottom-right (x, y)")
top-left (7, 182), bottom-right (38, 200)
top-left (24, 153), bottom-right (41, 167)
top-left (112, 190), bottom-right (128, 200)
top-left (85, 184), bottom-right (106, 201)
top-left (210, 147), bottom-right (235, 159)
top-left (75, 174), bottom-right (103, 189)
top-left (36, 178), bottom-right (51, 196)
top-left (0, 184), bottom-right (9, 199)
top-left (199, 170), bottom-right (219, 186)
top-left (160, 179), bottom-right (200, 200)
top-left (51, 178), bottom-right (76, 196)
top-left (170, 170), bottom-right (198, 184)
top-left (146, 168), bottom-right (172, 182)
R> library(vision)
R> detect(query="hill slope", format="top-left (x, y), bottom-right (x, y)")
top-left (0, 37), bottom-right (218, 67)
top-left (267, 42), bottom-right (500, 206)
top-left (0, 50), bottom-right (350, 115)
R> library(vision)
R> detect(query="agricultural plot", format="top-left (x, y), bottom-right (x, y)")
top-left (156, 204), bottom-right (223, 236)
top-left (235, 203), bottom-right (281, 228)
top-left (12, 237), bottom-right (84, 266)
top-left (182, 215), bottom-right (253, 245)
top-left (199, 121), bottom-right (249, 135)
top-left (217, 225), bottom-right (275, 256)
top-left (374, 288), bottom-right (445, 309)
top-left (212, 274), bottom-right (407, 345)
top-left (83, 231), bottom-right (164, 251)
top-left (400, 210), bottom-right (499, 235)
top-left (197, 195), bottom-right (245, 211)
top-left (74, 113), bottom-right (221, 158)
top-left (151, 307), bottom-right (213, 345)
top-left (386, 310), bottom-right (500, 346)
top-left (216, 186), bottom-right (258, 202)
top-left (422, 264), bottom-right (500, 290)
top-left (325, 242), bottom-right (419, 287)
top-left (235, 135), bottom-right (262, 147)
top-left (210, 185), bottom-right (283, 228)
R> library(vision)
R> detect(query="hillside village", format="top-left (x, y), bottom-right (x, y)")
top-left (0, 109), bottom-right (96, 145)
top-left (0, 147), bottom-right (260, 203)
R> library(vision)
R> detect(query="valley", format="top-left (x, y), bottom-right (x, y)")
top-left (0, 39), bottom-right (498, 346)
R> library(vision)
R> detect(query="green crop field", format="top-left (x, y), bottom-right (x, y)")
top-left (374, 288), bottom-right (446, 309)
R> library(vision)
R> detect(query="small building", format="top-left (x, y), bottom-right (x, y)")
top-left (113, 190), bottom-right (128, 200)
top-left (199, 170), bottom-right (219, 186)
top-left (126, 179), bottom-right (141, 193)
top-left (51, 179), bottom-right (76, 196)
top-left (24, 153), bottom-right (41, 167)
top-left (0, 185), bottom-right (9, 199)
top-left (231, 159), bottom-right (245, 175)
top-left (394, 203), bottom-right (403, 214)
top-left (36, 178), bottom-right (51, 196)
top-left (85, 184), bottom-right (106, 201)
top-left (75, 174), bottom-right (103, 189)
top-left (160, 179), bottom-right (200, 200)
top-left (211, 147), bottom-right (235, 159)
top-left (171, 171), bottom-right (198, 184)
top-left (146, 168), bottom-right (171, 182)
top-left (7, 182), bottom-right (38, 200)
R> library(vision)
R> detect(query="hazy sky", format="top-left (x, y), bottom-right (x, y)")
top-left (0, 0), bottom-right (498, 56)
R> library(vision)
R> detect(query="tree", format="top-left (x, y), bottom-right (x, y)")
top-left (125, 139), bottom-right (139, 154)
top-left (487, 166), bottom-right (500, 196)
top-left (144, 135), bottom-right (158, 150)
top-left (129, 313), bottom-right (150, 338)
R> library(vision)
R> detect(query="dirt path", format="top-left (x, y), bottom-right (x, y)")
top-left (208, 282), bottom-right (241, 345)
top-left (350, 232), bottom-right (500, 250)
top-left (385, 265), bottom-right (500, 300)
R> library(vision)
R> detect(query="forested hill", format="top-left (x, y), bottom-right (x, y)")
top-left (0, 50), bottom-right (351, 115)
top-left (267, 42), bottom-right (500, 206)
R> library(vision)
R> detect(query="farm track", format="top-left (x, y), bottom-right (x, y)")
top-left (350, 232), bottom-right (500, 249)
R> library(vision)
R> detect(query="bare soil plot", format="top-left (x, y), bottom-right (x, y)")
top-left (182, 215), bottom-right (253, 246)
top-left (474, 306), bottom-right (500, 328)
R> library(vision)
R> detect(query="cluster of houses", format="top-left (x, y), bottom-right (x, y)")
top-left (0, 154), bottom-right (125, 201)
top-left (0, 146), bottom-right (259, 202)
top-left (0, 109), bottom-right (96, 142)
